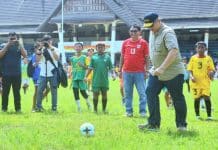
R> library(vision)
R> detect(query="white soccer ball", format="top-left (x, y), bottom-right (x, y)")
top-left (80, 122), bottom-right (95, 136)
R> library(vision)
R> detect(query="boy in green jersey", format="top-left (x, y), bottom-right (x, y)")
top-left (70, 43), bottom-right (91, 112)
top-left (85, 43), bottom-right (116, 113)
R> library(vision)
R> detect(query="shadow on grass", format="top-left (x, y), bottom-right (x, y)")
top-left (201, 118), bottom-right (218, 122)
top-left (166, 128), bottom-right (199, 138)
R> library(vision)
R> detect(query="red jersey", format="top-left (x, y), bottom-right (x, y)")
top-left (121, 38), bottom-right (149, 72)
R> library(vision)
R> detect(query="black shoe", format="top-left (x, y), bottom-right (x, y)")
top-left (52, 107), bottom-right (57, 112)
top-left (15, 109), bottom-right (22, 113)
top-left (103, 110), bottom-right (109, 114)
top-left (2, 109), bottom-right (7, 112)
top-left (138, 123), bottom-right (159, 131)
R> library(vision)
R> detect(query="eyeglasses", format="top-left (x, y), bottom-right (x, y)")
top-left (129, 30), bottom-right (139, 33)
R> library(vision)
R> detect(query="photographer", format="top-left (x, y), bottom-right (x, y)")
top-left (35, 35), bottom-right (60, 112)
top-left (0, 32), bottom-right (27, 112)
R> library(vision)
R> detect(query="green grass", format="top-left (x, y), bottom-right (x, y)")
top-left (0, 79), bottom-right (218, 149)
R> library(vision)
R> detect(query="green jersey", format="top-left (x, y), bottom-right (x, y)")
top-left (70, 55), bottom-right (87, 80)
top-left (89, 53), bottom-right (113, 88)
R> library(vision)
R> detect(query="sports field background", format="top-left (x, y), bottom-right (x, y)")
top-left (0, 78), bottom-right (218, 149)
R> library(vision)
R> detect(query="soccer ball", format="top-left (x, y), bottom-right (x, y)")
top-left (80, 122), bottom-right (95, 136)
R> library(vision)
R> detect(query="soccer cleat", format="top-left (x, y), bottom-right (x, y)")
top-left (196, 115), bottom-right (201, 120)
top-left (177, 126), bottom-right (187, 131)
top-left (86, 102), bottom-right (92, 110)
top-left (138, 123), bottom-right (159, 131)
top-left (15, 109), bottom-right (22, 113)
top-left (103, 110), bottom-right (109, 114)
top-left (2, 109), bottom-right (7, 113)
top-left (52, 107), bottom-right (57, 112)
top-left (206, 116), bottom-right (213, 121)
top-left (77, 107), bottom-right (81, 113)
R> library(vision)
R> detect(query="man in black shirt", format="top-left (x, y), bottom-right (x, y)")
top-left (0, 32), bottom-right (27, 112)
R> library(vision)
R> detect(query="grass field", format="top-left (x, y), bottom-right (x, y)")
top-left (0, 78), bottom-right (218, 150)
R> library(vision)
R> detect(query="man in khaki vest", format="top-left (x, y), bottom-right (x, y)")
top-left (138, 13), bottom-right (187, 131)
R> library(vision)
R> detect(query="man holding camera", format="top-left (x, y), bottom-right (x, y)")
top-left (0, 32), bottom-right (27, 112)
top-left (35, 35), bottom-right (60, 112)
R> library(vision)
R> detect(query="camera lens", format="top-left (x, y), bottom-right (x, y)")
top-left (44, 42), bottom-right (49, 48)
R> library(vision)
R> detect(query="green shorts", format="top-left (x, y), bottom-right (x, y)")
top-left (73, 80), bottom-right (87, 90)
top-left (92, 86), bottom-right (109, 92)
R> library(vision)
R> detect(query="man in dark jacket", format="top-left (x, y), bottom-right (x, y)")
top-left (0, 32), bottom-right (27, 112)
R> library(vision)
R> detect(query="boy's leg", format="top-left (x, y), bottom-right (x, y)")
top-left (203, 96), bottom-right (212, 118)
top-left (32, 85), bottom-right (38, 110)
top-left (194, 97), bottom-right (201, 117)
top-left (120, 78), bottom-right (125, 105)
top-left (101, 89), bottom-right (107, 112)
top-left (73, 87), bottom-right (81, 112)
top-left (93, 90), bottom-right (99, 113)
top-left (80, 89), bottom-right (91, 110)
top-left (185, 80), bottom-right (190, 93)
top-left (79, 80), bottom-right (91, 109)
top-left (165, 92), bottom-right (170, 107)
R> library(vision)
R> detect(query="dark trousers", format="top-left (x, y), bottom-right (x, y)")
top-left (2, 75), bottom-right (21, 111)
top-left (146, 74), bottom-right (187, 128)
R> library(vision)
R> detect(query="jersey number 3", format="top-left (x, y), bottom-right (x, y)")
top-left (198, 62), bottom-right (202, 69)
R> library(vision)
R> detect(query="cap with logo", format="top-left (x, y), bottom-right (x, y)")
top-left (143, 13), bottom-right (159, 28)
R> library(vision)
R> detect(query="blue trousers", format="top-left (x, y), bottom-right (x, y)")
top-left (123, 72), bottom-right (147, 114)
top-left (36, 76), bottom-right (58, 110)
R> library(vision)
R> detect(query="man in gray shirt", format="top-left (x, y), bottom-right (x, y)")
top-left (138, 13), bottom-right (187, 131)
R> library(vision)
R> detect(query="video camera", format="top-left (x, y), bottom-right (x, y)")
top-left (43, 41), bottom-right (49, 48)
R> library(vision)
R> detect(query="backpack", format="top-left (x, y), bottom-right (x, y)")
top-left (50, 60), bottom-right (68, 88)
top-left (27, 60), bottom-right (35, 77)
top-left (56, 61), bottom-right (68, 88)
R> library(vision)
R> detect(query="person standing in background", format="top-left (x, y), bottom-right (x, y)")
top-left (85, 48), bottom-right (94, 93)
top-left (36, 35), bottom-right (60, 112)
top-left (85, 43), bottom-right (116, 113)
top-left (187, 41), bottom-right (215, 120)
top-left (0, 32), bottom-right (27, 112)
top-left (70, 43), bottom-right (91, 112)
top-left (119, 24), bottom-right (149, 117)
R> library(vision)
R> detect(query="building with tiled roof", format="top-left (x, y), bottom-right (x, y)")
top-left (1, 0), bottom-right (218, 61)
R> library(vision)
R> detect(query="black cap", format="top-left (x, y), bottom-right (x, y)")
top-left (41, 35), bottom-right (52, 41)
top-left (143, 13), bottom-right (159, 28)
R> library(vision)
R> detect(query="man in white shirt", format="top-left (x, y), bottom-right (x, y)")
top-left (36, 35), bottom-right (60, 111)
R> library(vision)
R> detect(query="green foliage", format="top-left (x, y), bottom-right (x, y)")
top-left (0, 79), bottom-right (218, 149)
